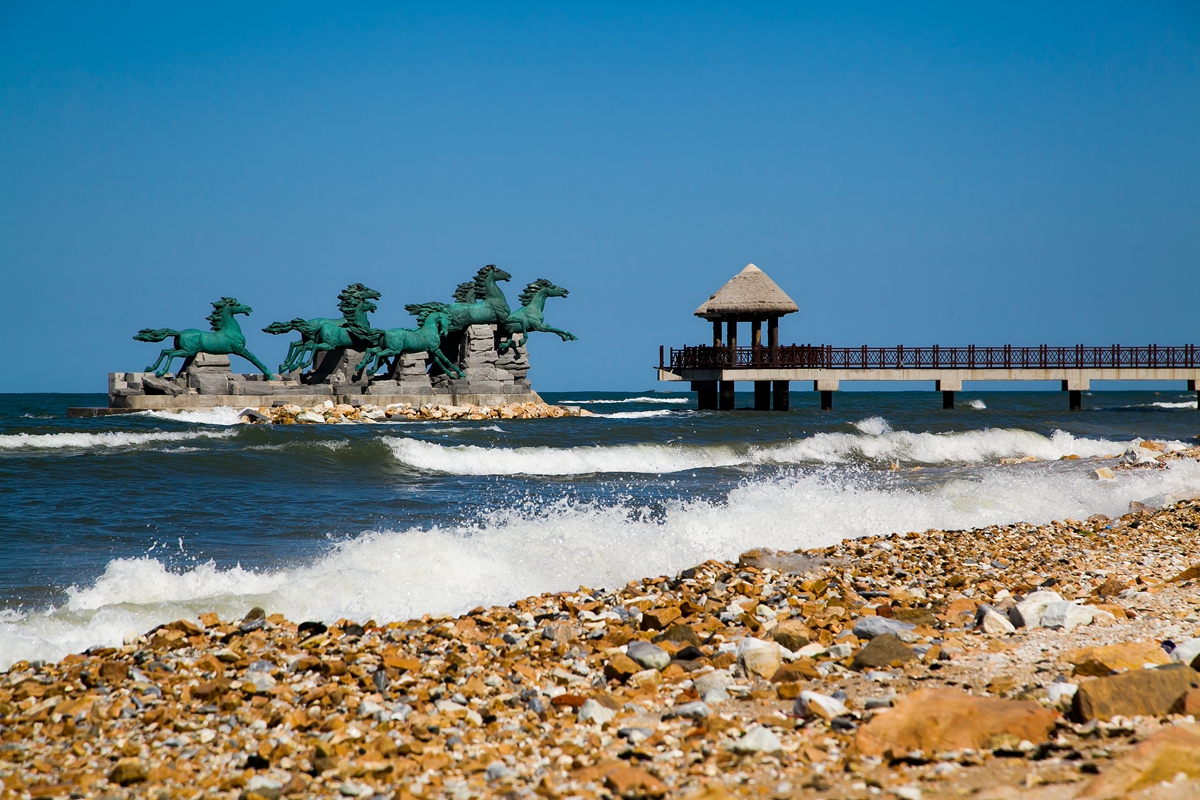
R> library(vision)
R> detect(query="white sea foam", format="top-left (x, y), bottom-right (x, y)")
top-left (968, 399), bottom-right (987, 409)
top-left (143, 407), bottom-right (249, 426)
top-left (383, 424), bottom-right (1137, 476)
top-left (4, 458), bottom-right (1199, 669)
top-left (597, 410), bottom-right (675, 420)
top-left (1149, 400), bottom-right (1198, 409)
top-left (0, 429), bottom-right (236, 450)
top-left (575, 396), bottom-right (691, 404)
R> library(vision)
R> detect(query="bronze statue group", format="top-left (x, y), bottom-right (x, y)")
top-left (134, 266), bottom-right (576, 379)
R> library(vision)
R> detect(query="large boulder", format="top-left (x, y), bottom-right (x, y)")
top-left (855, 688), bottom-right (1056, 758)
top-left (1071, 665), bottom-right (1200, 722)
top-left (1077, 723), bottom-right (1200, 798)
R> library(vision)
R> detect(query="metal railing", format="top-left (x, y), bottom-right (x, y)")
top-left (661, 344), bottom-right (1200, 370)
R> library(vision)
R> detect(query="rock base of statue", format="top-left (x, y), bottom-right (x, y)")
top-left (97, 324), bottom-right (541, 411)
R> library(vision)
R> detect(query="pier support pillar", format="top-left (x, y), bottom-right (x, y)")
top-left (936, 378), bottom-right (961, 410)
top-left (814, 379), bottom-right (838, 411)
top-left (693, 381), bottom-right (718, 410)
top-left (1190, 379), bottom-right (1197, 409)
top-left (719, 381), bottom-right (735, 410)
top-left (772, 381), bottom-right (789, 411)
top-left (754, 381), bottom-right (771, 410)
top-left (1062, 378), bottom-right (1089, 411)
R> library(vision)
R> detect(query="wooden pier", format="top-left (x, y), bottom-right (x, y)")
top-left (657, 343), bottom-right (1200, 410)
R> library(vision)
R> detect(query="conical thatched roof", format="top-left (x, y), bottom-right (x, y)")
top-left (694, 264), bottom-right (798, 320)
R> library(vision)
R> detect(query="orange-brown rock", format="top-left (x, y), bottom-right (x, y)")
top-left (1173, 688), bottom-right (1200, 716)
top-left (1071, 665), bottom-right (1200, 722)
top-left (1068, 641), bottom-right (1171, 676)
top-left (604, 765), bottom-right (668, 798)
top-left (1076, 722), bottom-right (1200, 798)
top-left (855, 688), bottom-right (1056, 757)
top-left (640, 606), bottom-right (682, 631)
top-left (108, 758), bottom-right (147, 786)
top-left (771, 619), bottom-right (814, 652)
top-left (604, 653), bottom-right (642, 682)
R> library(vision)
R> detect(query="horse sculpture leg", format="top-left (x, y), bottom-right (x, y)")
top-left (151, 349), bottom-right (189, 377)
top-left (429, 347), bottom-right (465, 379)
top-left (233, 346), bottom-right (275, 378)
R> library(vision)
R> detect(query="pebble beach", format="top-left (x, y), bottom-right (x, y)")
top-left (5, 447), bottom-right (1200, 800)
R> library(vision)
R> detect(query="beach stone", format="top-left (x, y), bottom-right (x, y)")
top-left (1091, 467), bottom-right (1116, 480)
top-left (853, 616), bottom-right (916, 640)
top-left (109, 758), bottom-right (148, 786)
top-left (1171, 565), bottom-right (1200, 583)
top-left (979, 608), bottom-right (1016, 635)
top-left (245, 776), bottom-right (283, 800)
top-left (1069, 641), bottom-right (1172, 676)
top-left (1170, 638), bottom-right (1200, 668)
top-left (797, 690), bottom-right (848, 720)
top-left (892, 607), bottom-right (938, 627)
top-left (851, 634), bottom-right (915, 670)
top-left (626, 641), bottom-right (671, 671)
top-left (772, 619), bottom-right (814, 652)
top-left (1172, 689), bottom-right (1200, 716)
top-left (629, 668), bottom-right (661, 688)
top-left (99, 661), bottom-right (128, 683)
top-left (855, 688), bottom-right (1056, 757)
top-left (1040, 601), bottom-right (1100, 630)
top-left (1008, 590), bottom-right (1064, 629)
top-left (652, 623), bottom-right (701, 647)
top-left (604, 765), bottom-right (667, 798)
top-left (1076, 722), bottom-right (1200, 798)
top-left (693, 669), bottom-right (734, 702)
top-left (485, 762), bottom-right (517, 782)
top-left (739, 640), bottom-right (782, 679)
top-left (730, 725), bottom-right (783, 755)
top-left (578, 698), bottom-right (616, 725)
top-left (1071, 665), bottom-right (1200, 722)
top-left (243, 672), bottom-right (276, 693)
top-left (1046, 681), bottom-right (1078, 711)
top-left (671, 701), bottom-right (712, 720)
top-left (604, 653), bottom-right (642, 682)
top-left (640, 606), bottom-right (681, 631)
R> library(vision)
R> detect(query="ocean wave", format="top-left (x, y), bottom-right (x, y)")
top-left (0, 429), bottom-right (236, 451)
top-left (143, 407), bottom-right (249, 426)
top-left (4, 458), bottom-right (1198, 669)
top-left (968, 399), bottom-right (987, 409)
top-left (574, 396), bottom-right (691, 404)
top-left (1149, 401), bottom-right (1198, 409)
top-left (597, 410), bottom-right (675, 420)
top-left (382, 423), bottom-right (1136, 476)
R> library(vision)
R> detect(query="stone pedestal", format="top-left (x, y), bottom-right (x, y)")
top-left (307, 348), bottom-right (368, 387)
top-left (183, 353), bottom-right (233, 395)
top-left (431, 324), bottom-right (529, 395)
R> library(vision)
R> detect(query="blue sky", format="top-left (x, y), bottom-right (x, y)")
top-left (1, 3), bottom-right (1197, 392)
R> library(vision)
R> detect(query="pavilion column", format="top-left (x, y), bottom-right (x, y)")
top-left (768, 316), bottom-right (779, 348)
top-left (719, 318), bottom-right (737, 410)
top-left (712, 320), bottom-right (722, 348)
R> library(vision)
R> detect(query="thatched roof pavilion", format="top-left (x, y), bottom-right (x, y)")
top-left (694, 264), bottom-right (797, 349)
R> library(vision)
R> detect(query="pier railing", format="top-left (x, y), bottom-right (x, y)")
top-left (662, 344), bottom-right (1200, 371)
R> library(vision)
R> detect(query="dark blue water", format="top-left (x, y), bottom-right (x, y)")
top-left (1, 388), bottom-right (1197, 667)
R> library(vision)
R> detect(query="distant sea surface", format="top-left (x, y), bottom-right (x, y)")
top-left (2, 389), bottom-right (1198, 668)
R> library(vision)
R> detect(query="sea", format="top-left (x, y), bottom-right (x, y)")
top-left (1, 389), bottom-right (1198, 669)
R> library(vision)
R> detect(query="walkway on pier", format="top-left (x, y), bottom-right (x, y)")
top-left (657, 344), bottom-right (1200, 410)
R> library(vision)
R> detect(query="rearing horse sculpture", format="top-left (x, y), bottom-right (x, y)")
top-left (404, 265), bottom-right (513, 332)
top-left (262, 284), bottom-right (381, 374)
top-left (498, 279), bottom-right (578, 354)
top-left (135, 297), bottom-right (274, 378)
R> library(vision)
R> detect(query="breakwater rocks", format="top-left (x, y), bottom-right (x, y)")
top-left (6, 500), bottom-right (1200, 797)
top-left (236, 401), bottom-right (595, 424)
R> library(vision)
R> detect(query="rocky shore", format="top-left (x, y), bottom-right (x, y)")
top-left (4, 450), bottom-right (1200, 800)
top-left (233, 401), bottom-right (595, 424)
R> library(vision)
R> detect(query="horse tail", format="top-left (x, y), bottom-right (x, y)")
top-left (263, 318), bottom-right (304, 336)
top-left (134, 328), bottom-right (178, 342)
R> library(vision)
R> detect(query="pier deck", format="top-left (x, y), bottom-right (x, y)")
top-left (656, 344), bottom-right (1200, 410)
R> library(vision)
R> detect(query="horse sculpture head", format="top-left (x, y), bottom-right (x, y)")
top-left (519, 279), bottom-right (568, 306)
top-left (426, 311), bottom-right (452, 337)
top-left (473, 264), bottom-right (512, 292)
top-left (337, 284), bottom-right (382, 318)
top-left (206, 297), bottom-right (253, 330)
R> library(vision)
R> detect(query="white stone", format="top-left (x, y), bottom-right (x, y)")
top-left (1047, 681), bottom-right (1078, 711)
top-left (894, 787), bottom-right (922, 800)
top-left (1170, 637), bottom-right (1200, 666)
top-left (243, 672), bottom-right (277, 692)
top-left (1040, 601), bottom-right (1098, 631)
top-left (979, 609), bottom-right (1016, 635)
top-left (1008, 591), bottom-right (1064, 629)
top-left (297, 410), bottom-right (326, 424)
top-left (485, 762), bottom-right (517, 782)
top-left (828, 643), bottom-right (853, 659)
top-left (795, 642), bottom-right (827, 658)
top-left (797, 690), bottom-right (848, 719)
top-left (577, 699), bottom-right (615, 725)
top-left (729, 725), bottom-right (783, 754)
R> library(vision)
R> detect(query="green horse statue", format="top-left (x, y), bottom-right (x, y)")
top-left (498, 279), bottom-right (578, 354)
top-left (135, 297), bottom-right (274, 378)
top-left (404, 265), bottom-right (513, 333)
top-left (352, 311), bottom-right (465, 379)
top-left (262, 283), bottom-right (381, 374)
